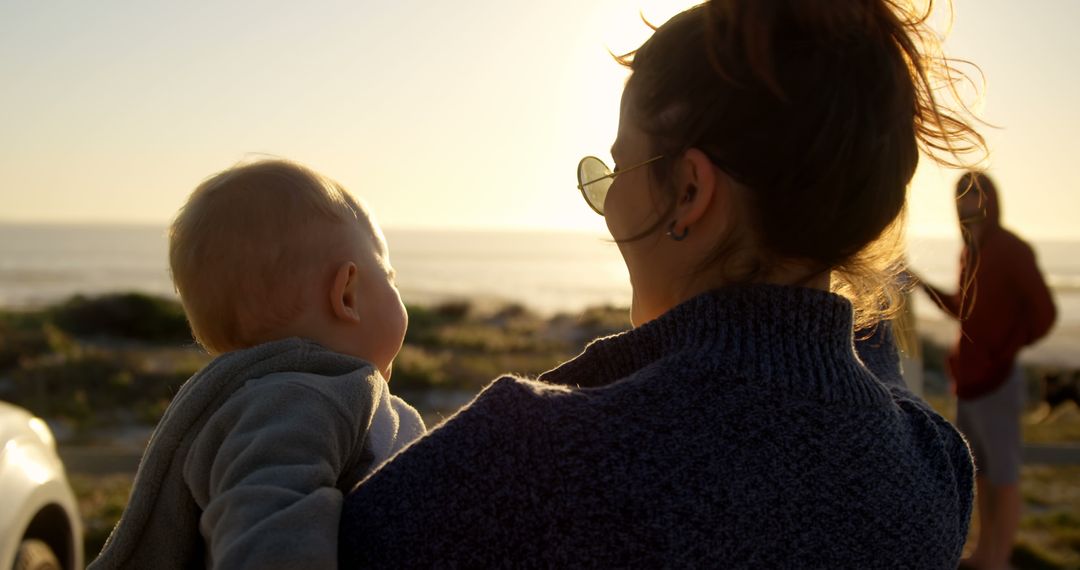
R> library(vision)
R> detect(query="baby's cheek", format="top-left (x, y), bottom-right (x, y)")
top-left (384, 290), bottom-right (408, 359)
top-left (377, 306), bottom-right (407, 381)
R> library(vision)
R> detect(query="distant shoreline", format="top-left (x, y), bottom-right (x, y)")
top-left (4, 219), bottom-right (1080, 244)
top-left (2, 222), bottom-right (1078, 325)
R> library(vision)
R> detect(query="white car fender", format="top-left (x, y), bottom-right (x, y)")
top-left (0, 428), bottom-right (83, 569)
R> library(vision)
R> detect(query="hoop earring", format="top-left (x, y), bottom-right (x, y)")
top-left (666, 220), bottom-right (690, 242)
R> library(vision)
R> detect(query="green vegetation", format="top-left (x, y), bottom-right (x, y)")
top-left (394, 301), bottom-right (630, 392)
top-left (71, 474), bottom-right (132, 562)
top-left (0, 293), bottom-right (633, 431)
top-left (50, 293), bottom-right (192, 344)
top-left (0, 294), bottom-right (205, 437)
top-left (1012, 467), bottom-right (1080, 569)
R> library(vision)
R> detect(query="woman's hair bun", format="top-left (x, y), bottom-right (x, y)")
top-left (705, 0), bottom-right (927, 100)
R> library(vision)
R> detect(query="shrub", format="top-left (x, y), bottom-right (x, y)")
top-left (51, 293), bottom-right (191, 343)
top-left (392, 346), bottom-right (450, 389)
top-left (0, 315), bottom-right (51, 369)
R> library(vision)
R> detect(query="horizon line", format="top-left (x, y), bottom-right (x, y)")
top-left (1, 218), bottom-right (1078, 243)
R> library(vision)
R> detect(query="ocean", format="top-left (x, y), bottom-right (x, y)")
top-left (1, 223), bottom-right (1077, 326)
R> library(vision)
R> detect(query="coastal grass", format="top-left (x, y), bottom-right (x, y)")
top-left (1012, 466), bottom-right (1080, 569)
top-left (71, 474), bottom-right (131, 562)
top-left (0, 294), bottom-right (630, 432)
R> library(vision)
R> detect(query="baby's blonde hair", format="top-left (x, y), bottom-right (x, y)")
top-left (169, 159), bottom-right (364, 353)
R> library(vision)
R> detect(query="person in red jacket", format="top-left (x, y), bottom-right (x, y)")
top-left (918, 171), bottom-right (1056, 570)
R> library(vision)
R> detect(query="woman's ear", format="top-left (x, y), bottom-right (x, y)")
top-left (671, 148), bottom-right (724, 234)
top-left (330, 261), bottom-right (363, 323)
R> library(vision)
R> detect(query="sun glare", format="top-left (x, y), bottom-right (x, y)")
top-left (553, 1), bottom-right (701, 234)
top-left (574, 0), bottom-right (699, 158)
top-left (599, 0), bottom-right (697, 55)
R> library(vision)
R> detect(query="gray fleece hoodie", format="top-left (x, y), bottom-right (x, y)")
top-left (89, 338), bottom-right (424, 570)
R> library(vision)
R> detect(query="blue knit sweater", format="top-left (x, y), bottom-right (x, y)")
top-left (340, 285), bottom-right (973, 568)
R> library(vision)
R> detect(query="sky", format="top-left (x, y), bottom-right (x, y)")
top-left (1, 0), bottom-right (1078, 239)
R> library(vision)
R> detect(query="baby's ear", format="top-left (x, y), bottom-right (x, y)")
top-left (330, 261), bottom-right (362, 323)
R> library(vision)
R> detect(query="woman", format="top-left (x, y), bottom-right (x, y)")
top-left (340, 1), bottom-right (980, 566)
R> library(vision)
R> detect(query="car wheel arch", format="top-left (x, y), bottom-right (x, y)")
top-left (21, 504), bottom-right (74, 570)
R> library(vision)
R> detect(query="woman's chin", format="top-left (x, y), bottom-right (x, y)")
top-left (629, 301), bottom-right (654, 329)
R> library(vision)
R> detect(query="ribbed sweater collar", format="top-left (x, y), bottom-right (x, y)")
top-left (539, 284), bottom-right (890, 404)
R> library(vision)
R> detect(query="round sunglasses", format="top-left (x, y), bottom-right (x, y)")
top-left (576, 155), bottom-right (663, 216)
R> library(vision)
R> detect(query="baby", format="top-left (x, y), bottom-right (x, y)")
top-left (89, 159), bottom-right (425, 569)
